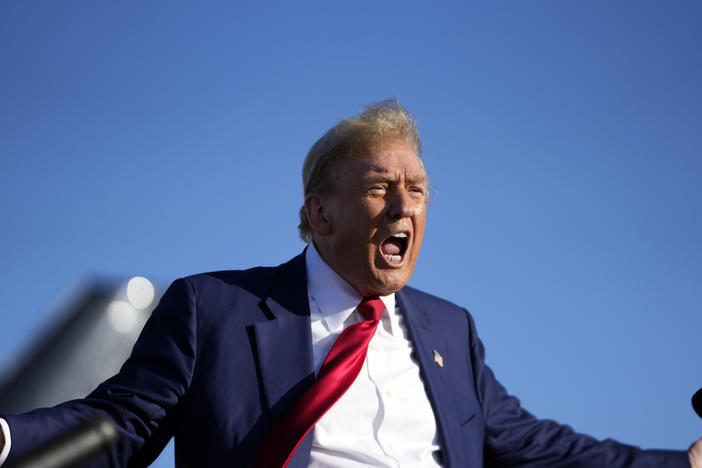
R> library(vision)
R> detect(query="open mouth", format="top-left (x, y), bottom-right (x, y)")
top-left (380, 232), bottom-right (409, 265)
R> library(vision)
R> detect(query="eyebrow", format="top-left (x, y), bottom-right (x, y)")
top-left (364, 171), bottom-right (429, 186)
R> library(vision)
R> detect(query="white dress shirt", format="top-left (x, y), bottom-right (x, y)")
top-left (306, 244), bottom-right (442, 467)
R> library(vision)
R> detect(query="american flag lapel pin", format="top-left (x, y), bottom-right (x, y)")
top-left (433, 349), bottom-right (444, 368)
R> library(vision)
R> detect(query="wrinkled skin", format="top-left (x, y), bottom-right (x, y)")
top-left (306, 140), bottom-right (428, 297)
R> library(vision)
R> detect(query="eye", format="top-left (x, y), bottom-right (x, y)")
top-left (368, 185), bottom-right (387, 194)
top-left (408, 186), bottom-right (426, 198)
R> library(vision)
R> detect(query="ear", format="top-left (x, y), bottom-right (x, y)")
top-left (304, 194), bottom-right (332, 236)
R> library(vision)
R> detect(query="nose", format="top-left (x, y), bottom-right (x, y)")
top-left (388, 189), bottom-right (415, 220)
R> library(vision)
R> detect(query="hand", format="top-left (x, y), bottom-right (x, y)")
top-left (690, 438), bottom-right (702, 468)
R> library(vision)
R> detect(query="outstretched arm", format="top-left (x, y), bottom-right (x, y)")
top-left (0, 277), bottom-right (198, 467)
top-left (464, 311), bottom-right (690, 467)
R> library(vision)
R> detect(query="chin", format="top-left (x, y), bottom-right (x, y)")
top-left (369, 272), bottom-right (412, 296)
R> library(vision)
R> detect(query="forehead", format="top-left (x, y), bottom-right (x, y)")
top-left (344, 140), bottom-right (426, 180)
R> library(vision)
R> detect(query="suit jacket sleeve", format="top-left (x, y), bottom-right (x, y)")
top-left (465, 311), bottom-right (690, 467)
top-left (1, 277), bottom-right (198, 467)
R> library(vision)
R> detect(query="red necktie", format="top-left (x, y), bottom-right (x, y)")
top-left (253, 296), bottom-right (385, 468)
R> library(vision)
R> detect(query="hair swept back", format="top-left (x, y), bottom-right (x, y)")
top-left (297, 99), bottom-right (423, 242)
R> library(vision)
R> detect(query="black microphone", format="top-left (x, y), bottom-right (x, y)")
top-left (694, 387), bottom-right (702, 419)
top-left (5, 416), bottom-right (119, 468)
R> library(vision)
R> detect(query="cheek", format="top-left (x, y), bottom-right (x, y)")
top-left (413, 211), bottom-right (427, 233)
top-left (362, 197), bottom-right (388, 215)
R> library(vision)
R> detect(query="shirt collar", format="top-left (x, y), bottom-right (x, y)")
top-left (305, 243), bottom-right (395, 332)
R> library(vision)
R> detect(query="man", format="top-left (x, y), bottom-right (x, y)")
top-left (0, 101), bottom-right (699, 467)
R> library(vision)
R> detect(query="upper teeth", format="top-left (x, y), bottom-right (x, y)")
top-left (391, 232), bottom-right (407, 238)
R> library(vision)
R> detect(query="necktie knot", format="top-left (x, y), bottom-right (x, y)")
top-left (357, 296), bottom-right (384, 321)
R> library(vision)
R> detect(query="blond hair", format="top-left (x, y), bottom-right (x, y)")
top-left (298, 99), bottom-right (423, 242)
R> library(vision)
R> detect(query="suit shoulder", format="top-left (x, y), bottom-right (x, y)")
top-left (173, 265), bottom-right (276, 300)
top-left (184, 265), bottom-right (277, 286)
top-left (173, 252), bottom-right (306, 301)
top-left (400, 285), bottom-right (469, 314)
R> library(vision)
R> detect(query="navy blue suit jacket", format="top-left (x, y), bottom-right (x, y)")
top-left (3, 253), bottom-right (689, 467)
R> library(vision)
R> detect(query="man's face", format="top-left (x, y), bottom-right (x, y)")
top-left (312, 140), bottom-right (428, 296)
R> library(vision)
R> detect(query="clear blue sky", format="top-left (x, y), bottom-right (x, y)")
top-left (1, 1), bottom-right (700, 465)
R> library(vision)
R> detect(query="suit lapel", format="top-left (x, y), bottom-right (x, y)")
top-left (397, 289), bottom-right (465, 468)
top-left (253, 252), bottom-right (314, 423)
top-left (253, 254), bottom-right (468, 467)
top-left (252, 252), bottom-right (316, 468)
